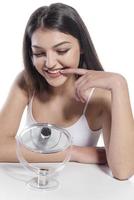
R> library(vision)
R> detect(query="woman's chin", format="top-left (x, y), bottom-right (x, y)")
top-left (45, 76), bottom-right (68, 88)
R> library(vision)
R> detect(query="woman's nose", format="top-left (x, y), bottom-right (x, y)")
top-left (45, 53), bottom-right (57, 69)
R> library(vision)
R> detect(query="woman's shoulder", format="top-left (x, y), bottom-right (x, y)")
top-left (0, 71), bottom-right (30, 113)
top-left (86, 88), bottom-right (111, 130)
top-left (11, 70), bottom-right (31, 103)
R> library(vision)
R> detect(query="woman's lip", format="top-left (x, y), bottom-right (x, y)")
top-left (42, 67), bottom-right (70, 78)
top-left (47, 69), bottom-right (61, 74)
top-left (43, 70), bottom-right (62, 78)
top-left (43, 67), bottom-right (69, 73)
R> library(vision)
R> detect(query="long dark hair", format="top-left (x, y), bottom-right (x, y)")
top-left (23, 3), bottom-right (104, 92)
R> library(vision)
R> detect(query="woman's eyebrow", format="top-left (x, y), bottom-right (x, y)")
top-left (32, 41), bottom-right (71, 49)
top-left (53, 41), bottom-right (71, 48)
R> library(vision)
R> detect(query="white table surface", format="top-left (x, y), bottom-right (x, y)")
top-left (0, 162), bottom-right (134, 200)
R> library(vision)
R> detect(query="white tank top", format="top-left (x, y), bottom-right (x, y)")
top-left (25, 88), bottom-right (101, 147)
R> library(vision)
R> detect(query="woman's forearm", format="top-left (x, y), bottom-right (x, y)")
top-left (0, 137), bottom-right (71, 163)
top-left (71, 145), bottom-right (107, 164)
top-left (0, 136), bottom-right (107, 167)
top-left (108, 75), bottom-right (134, 178)
top-left (0, 137), bottom-right (18, 162)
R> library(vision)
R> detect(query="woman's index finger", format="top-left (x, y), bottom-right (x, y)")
top-left (60, 68), bottom-right (87, 75)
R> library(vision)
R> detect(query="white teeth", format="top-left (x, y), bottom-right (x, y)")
top-left (47, 70), bottom-right (60, 74)
top-left (43, 67), bottom-right (67, 74)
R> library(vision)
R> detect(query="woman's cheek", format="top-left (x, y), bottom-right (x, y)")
top-left (63, 51), bottom-right (80, 68)
top-left (32, 57), bottom-right (44, 68)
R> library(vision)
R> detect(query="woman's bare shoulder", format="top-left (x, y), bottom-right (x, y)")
top-left (5, 70), bottom-right (30, 106)
top-left (14, 70), bottom-right (28, 91)
top-left (13, 70), bottom-right (34, 102)
top-left (0, 71), bottom-right (30, 138)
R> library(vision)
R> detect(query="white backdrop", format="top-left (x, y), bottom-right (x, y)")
top-left (0, 0), bottom-right (134, 113)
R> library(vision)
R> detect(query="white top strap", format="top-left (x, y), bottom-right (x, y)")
top-left (83, 88), bottom-right (95, 115)
top-left (28, 91), bottom-right (35, 112)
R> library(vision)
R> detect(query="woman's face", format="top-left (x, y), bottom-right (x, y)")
top-left (31, 28), bottom-right (81, 87)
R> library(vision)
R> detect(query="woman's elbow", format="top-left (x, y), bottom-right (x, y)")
top-left (112, 168), bottom-right (134, 181)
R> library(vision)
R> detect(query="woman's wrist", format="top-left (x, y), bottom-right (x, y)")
top-left (70, 145), bottom-right (78, 162)
top-left (70, 145), bottom-right (107, 164)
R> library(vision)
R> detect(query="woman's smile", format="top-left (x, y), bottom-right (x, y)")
top-left (42, 67), bottom-right (69, 79)
top-left (44, 69), bottom-right (62, 78)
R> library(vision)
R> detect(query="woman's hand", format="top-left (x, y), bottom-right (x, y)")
top-left (61, 68), bottom-right (126, 103)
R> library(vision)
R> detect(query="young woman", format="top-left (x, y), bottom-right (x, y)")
top-left (0, 3), bottom-right (134, 180)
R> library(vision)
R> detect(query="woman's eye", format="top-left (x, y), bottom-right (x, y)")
top-left (57, 49), bottom-right (69, 55)
top-left (33, 53), bottom-right (46, 57)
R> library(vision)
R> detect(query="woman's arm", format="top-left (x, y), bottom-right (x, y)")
top-left (101, 75), bottom-right (134, 180)
top-left (0, 72), bottom-right (29, 161)
top-left (0, 72), bottom-right (71, 163)
top-left (61, 68), bottom-right (134, 180)
top-left (70, 146), bottom-right (107, 164)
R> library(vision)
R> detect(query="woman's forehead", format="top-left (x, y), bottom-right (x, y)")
top-left (31, 28), bottom-right (78, 48)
